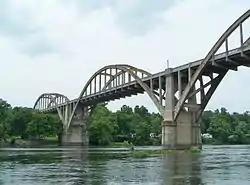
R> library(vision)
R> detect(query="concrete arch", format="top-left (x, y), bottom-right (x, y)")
top-left (33, 93), bottom-right (69, 121)
top-left (175, 9), bottom-right (250, 121)
top-left (66, 64), bottom-right (163, 129)
top-left (79, 64), bottom-right (151, 97)
top-left (33, 93), bottom-right (69, 109)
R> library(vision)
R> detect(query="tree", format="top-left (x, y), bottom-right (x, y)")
top-left (132, 106), bottom-right (156, 145)
top-left (26, 113), bottom-right (61, 139)
top-left (46, 114), bottom-right (62, 137)
top-left (207, 115), bottom-right (231, 143)
top-left (201, 110), bottom-right (213, 134)
top-left (201, 107), bottom-right (250, 144)
top-left (5, 107), bottom-right (33, 139)
top-left (115, 105), bottom-right (135, 141)
top-left (150, 113), bottom-right (162, 136)
top-left (89, 105), bottom-right (116, 145)
top-left (0, 99), bottom-right (11, 140)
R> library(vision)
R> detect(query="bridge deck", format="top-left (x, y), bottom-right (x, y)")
top-left (42, 46), bottom-right (250, 113)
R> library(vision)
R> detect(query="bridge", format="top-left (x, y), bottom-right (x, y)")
top-left (34, 10), bottom-right (250, 149)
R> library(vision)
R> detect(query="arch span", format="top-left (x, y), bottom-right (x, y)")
top-left (33, 93), bottom-right (70, 121)
top-left (66, 64), bottom-right (164, 129)
top-left (175, 9), bottom-right (250, 121)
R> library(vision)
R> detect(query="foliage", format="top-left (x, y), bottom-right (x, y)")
top-left (87, 104), bottom-right (162, 146)
top-left (0, 99), bottom-right (11, 141)
top-left (2, 96), bottom-right (250, 146)
top-left (27, 113), bottom-right (61, 139)
top-left (115, 105), bottom-right (162, 146)
top-left (109, 141), bottom-right (134, 147)
top-left (201, 108), bottom-right (250, 144)
top-left (0, 98), bottom-right (62, 142)
top-left (89, 105), bottom-right (250, 146)
top-left (189, 146), bottom-right (201, 153)
top-left (5, 107), bottom-right (33, 139)
top-left (89, 105), bottom-right (116, 145)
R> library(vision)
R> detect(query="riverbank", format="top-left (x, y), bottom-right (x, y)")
top-left (108, 141), bottom-right (135, 147)
top-left (0, 136), bottom-right (59, 147)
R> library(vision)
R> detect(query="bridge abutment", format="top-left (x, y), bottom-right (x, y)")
top-left (61, 106), bottom-right (89, 146)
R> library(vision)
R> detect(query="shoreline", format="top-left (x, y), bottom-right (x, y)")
top-left (1, 139), bottom-right (250, 148)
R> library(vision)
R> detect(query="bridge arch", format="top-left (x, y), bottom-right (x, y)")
top-left (67, 64), bottom-right (164, 129)
top-left (175, 9), bottom-right (250, 121)
top-left (33, 93), bottom-right (70, 121)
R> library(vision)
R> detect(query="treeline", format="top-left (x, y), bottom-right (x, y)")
top-left (0, 98), bottom-right (162, 146)
top-left (88, 104), bottom-right (162, 146)
top-left (90, 106), bottom-right (250, 145)
top-left (201, 108), bottom-right (250, 144)
top-left (1, 98), bottom-right (250, 146)
top-left (0, 99), bottom-right (61, 142)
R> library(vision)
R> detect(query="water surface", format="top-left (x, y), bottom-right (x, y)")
top-left (1, 145), bottom-right (250, 185)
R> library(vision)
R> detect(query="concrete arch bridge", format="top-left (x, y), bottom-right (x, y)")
top-left (34, 10), bottom-right (250, 149)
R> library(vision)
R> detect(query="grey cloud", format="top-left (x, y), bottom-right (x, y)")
top-left (0, 2), bottom-right (56, 57)
top-left (0, 2), bottom-right (38, 37)
top-left (114, 0), bottom-right (182, 36)
top-left (1, 22), bottom-right (56, 57)
top-left (76, 0), bottom-right (182, 36)
top-left (19, 38), bottom-right (57, 58)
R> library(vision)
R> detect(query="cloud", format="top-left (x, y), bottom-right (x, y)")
top-left (1, 0), bottom-right (250, 113)
top-left (75, 0), bottom-right (181, 36)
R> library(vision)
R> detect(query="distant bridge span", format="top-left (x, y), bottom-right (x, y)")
top-left (34, 9), bottom-right (250, 149)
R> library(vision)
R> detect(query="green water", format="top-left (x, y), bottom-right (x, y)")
top-left (0, 145), bottom-right (250, 185)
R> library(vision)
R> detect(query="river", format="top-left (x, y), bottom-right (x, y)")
top-left (0, 145), bottom-right (250, 185)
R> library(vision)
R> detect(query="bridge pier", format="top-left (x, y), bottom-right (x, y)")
top-left (61, 123), bottom-right (89, 146)
top-left (61, 106), bottom-right (89, 146)
top-left (162, 111), bottom-right (201, 149)
top-left (162, 70), bottom-right (201, 149)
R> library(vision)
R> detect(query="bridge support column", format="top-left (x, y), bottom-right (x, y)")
top-left (162, 111), bottom-right (201, 149)
top-left (61, 106), bottom-right (89, 146)
top-left (162, 70), bottom-right (201, 149)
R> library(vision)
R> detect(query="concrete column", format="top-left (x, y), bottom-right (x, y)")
top-left (162, 70), bottom-right (201, 149)
top-left (61, 106), bottom-right (89, 146)
top-left (188, 85), bottom-right (202, 149)
top-left (162, 70), bottom-right (177, 148)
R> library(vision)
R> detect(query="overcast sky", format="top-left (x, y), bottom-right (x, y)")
top-left (1, 0), bottom-right (250, 113)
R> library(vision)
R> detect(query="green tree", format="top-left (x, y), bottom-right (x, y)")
top-left (0, 99), bottom-right (11, 140)
top-left (89, 105), bottom-right (116, 145)
top-left (115, 105), bottom-right (135, 141)
top-left (150, 113), bottom-right (162, 136)
top-left (5, 107), bottom-right (33, 139)
top-left (44, 113), bottom-right (62, 137)
top-left (207, 115), bottom-right (231, 143)
top-left (27, 113), bottom-right (61, 139)
top-left (132, 106), bottom-right (154, 145)
top-left (201, 110), bottom-right (213, 134)
top-left (203, 107), bottom-right (250, 144)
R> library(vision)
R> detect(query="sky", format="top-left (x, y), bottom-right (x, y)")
top-left (1, 0), bottom-right (250, 113)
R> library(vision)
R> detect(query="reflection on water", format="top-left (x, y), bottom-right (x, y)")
top-left (162, 153), bottom-right (202, 185)
top-left (0, 145), bottom-right (250, 185)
